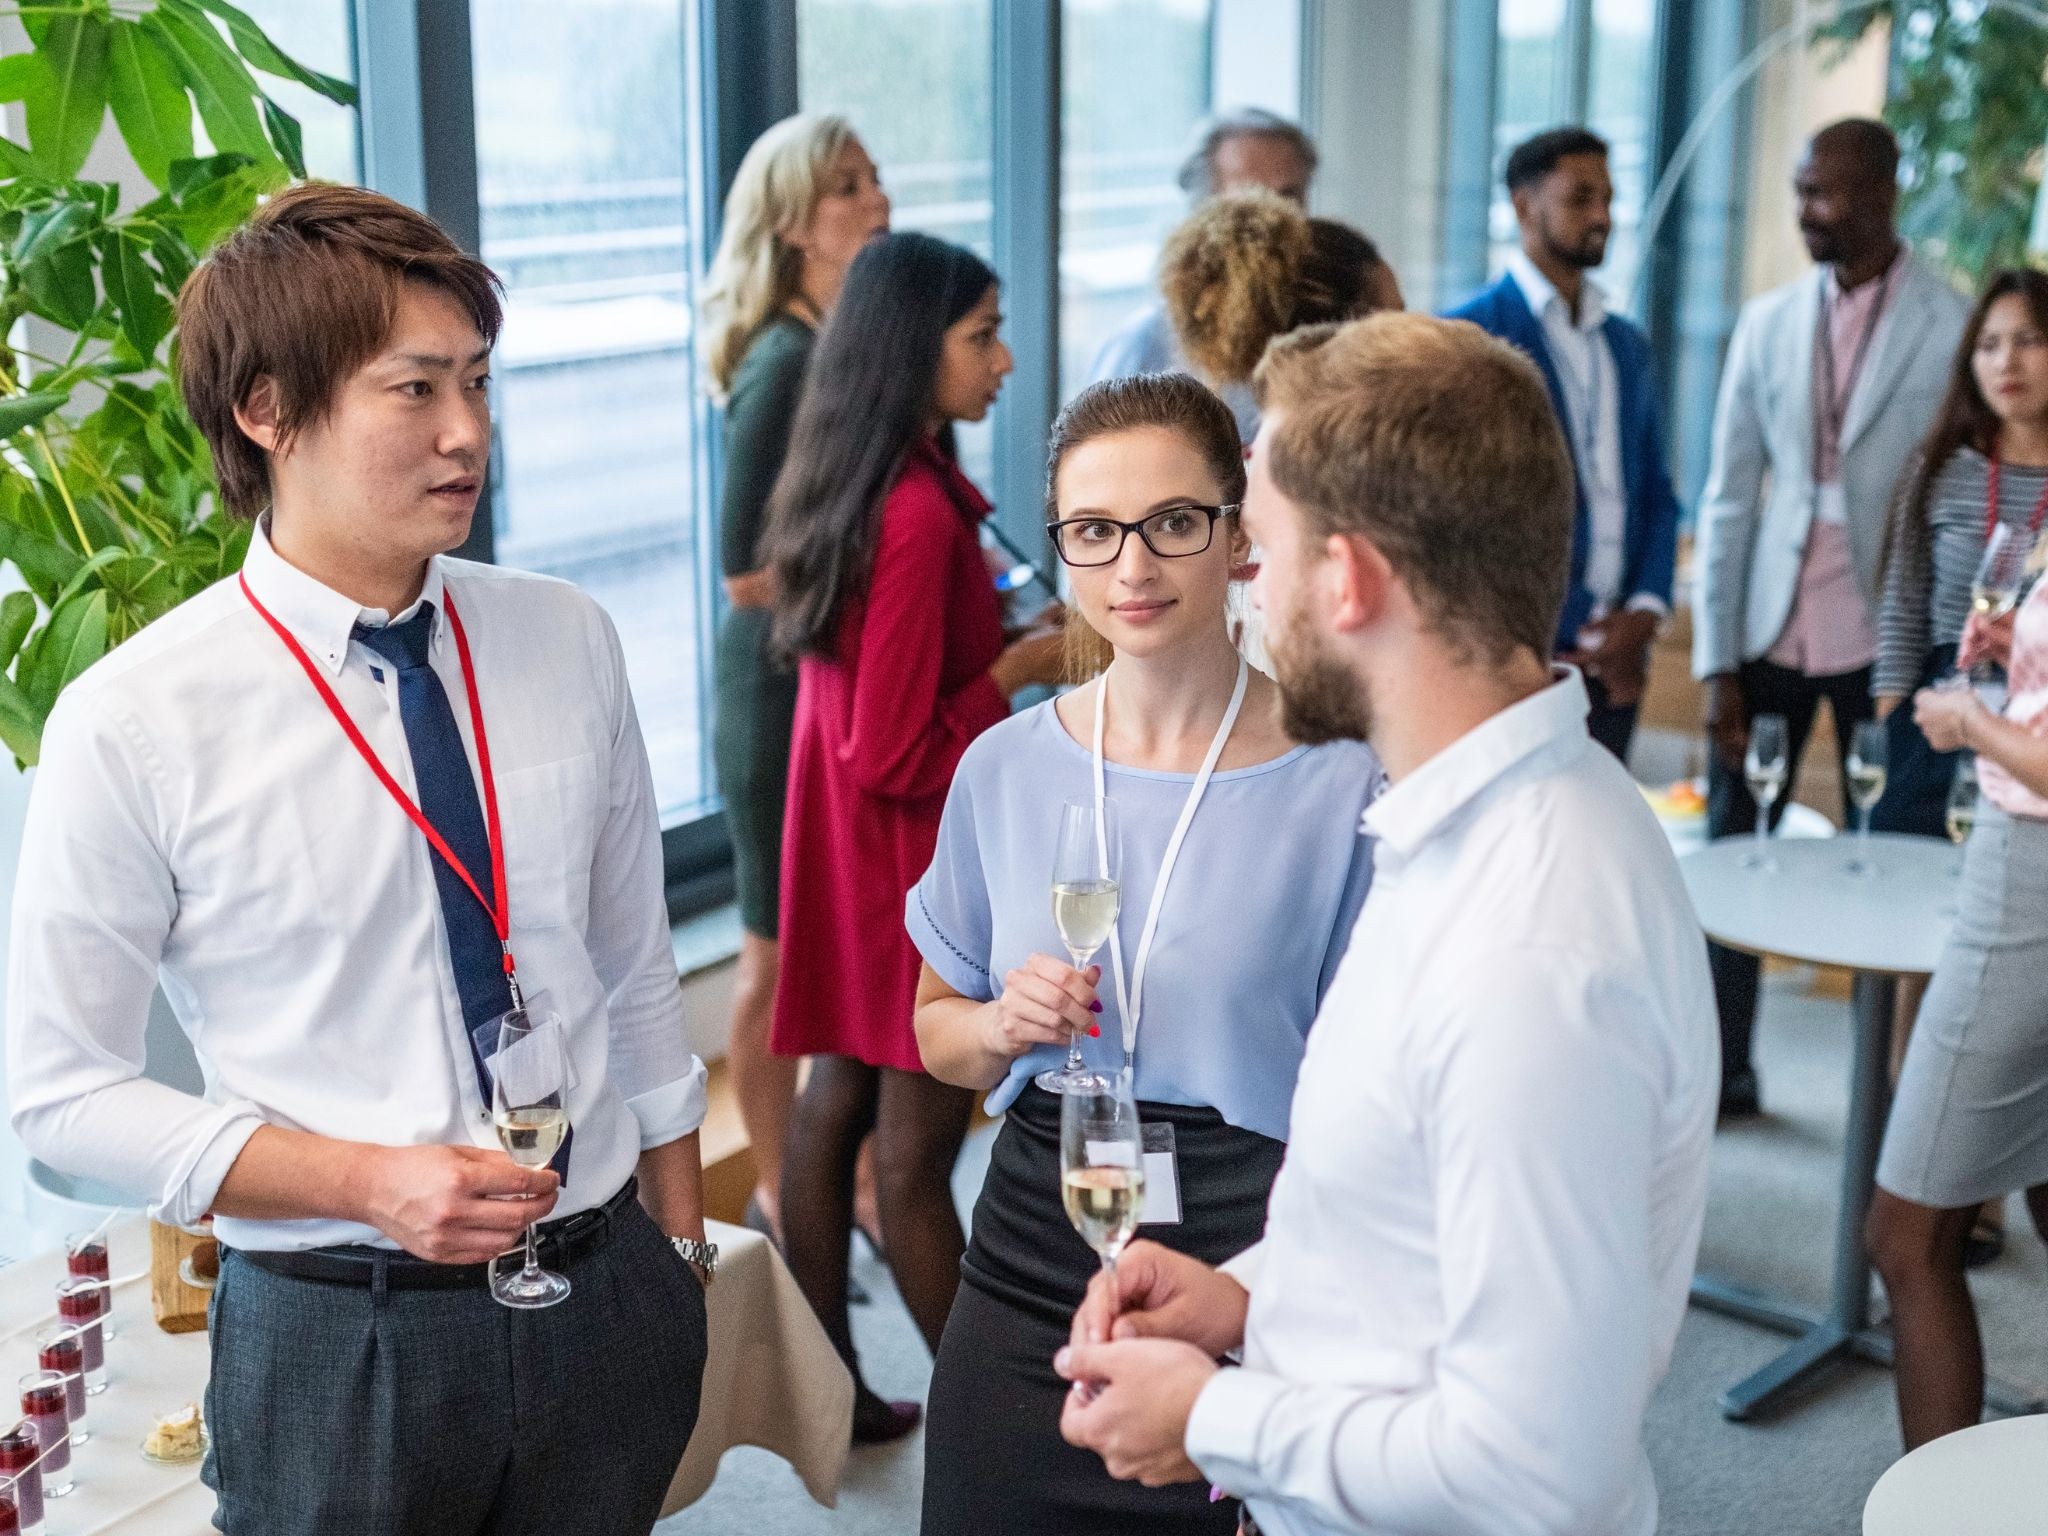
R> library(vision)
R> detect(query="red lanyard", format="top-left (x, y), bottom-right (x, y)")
top-left (1984, 449), bottom-right (2048, 545)
top-left (239, 573), bottom-right (523, 1007)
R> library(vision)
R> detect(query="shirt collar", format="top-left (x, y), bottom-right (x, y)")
top-left (1824, 242), bottom-right (1905, 306)
top-left (1507, 249), bottom-right (1607, 334)
top-left (242, 514), bottom-right (448, 678)
top-left (1362, 668), bottom-right (1592, 856)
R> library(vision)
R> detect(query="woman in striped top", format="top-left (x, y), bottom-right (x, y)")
top-left (1864, 268), bottom-right (2048, 1452)
top-left (1873, 268), bottom-right (2048, 837)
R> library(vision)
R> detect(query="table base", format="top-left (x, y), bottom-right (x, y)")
top-left (1692, 973), bottom-right (2046, 1423)
top-left (1690, 1275), bottom-right (2045, 1421)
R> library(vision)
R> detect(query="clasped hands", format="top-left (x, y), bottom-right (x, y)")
top-left (1053, 1238), bottom-right (1250, 1488)
top-left (1913, 608), bottom-right (2015, 752)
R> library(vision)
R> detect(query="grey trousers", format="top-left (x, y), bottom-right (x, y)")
top-left (202, 1195), bottom-right (707, 1535)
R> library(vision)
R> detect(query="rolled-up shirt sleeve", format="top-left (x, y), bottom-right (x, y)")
top-left (1186, 950), bottom-right (1663, 1536)
top-left (582, 606), bottom-right (706, 1148)
top-left (7, 690), bottom-right (267, 1224)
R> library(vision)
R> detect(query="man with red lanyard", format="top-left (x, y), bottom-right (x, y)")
top-left (1691, 119), bottom-right (1969, 1118)
top-left (6, 184), bottom-right (714, 1533)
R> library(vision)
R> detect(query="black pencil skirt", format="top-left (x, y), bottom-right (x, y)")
top-left (920, 1085), bottom-right (1284, 1536)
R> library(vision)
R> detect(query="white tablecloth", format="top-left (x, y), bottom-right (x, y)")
top-left (0, 1217), bottom-right (851, 1531)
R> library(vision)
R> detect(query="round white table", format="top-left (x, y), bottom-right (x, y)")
top-left (1865, 1415), bottom-right (2048, 1533)
top-left (1679, 833), bottom-right (2048, 1422)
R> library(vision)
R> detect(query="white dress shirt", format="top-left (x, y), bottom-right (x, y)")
top-left (6, 522), bottom-right (706, 1252)
top-left (1506, 252), bottom-right (1658, 620)
top-left (1185, 671), bottom-right (1718, 1536)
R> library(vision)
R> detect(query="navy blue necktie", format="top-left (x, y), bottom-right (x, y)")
top-left (356, 604), bottom-right (571, 1179)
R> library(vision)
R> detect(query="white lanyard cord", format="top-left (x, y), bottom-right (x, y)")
top-left (1091, 656), bottom-right (1249, 1071)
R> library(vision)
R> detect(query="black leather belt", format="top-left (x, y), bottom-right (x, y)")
top-left (228, 1177), bottom-right (638, 1291)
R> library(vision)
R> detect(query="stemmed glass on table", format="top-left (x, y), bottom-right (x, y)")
top-left (488, 1010), bottom-right (572, 1309)
top-left (1743, 714), bottom-right (1790, 871)
top-left (1036, 799), bottom-right (1121, 1095)
top-left (1845, 720), bottom-right (1889, 876)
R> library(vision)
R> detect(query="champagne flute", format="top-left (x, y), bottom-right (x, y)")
top-left (1945, 757), bottom-right (1979, 879)
top-left (488, 1010), bottom-right (572, 1309)
top-left (1845, 720), bottom-right (1888, 876)
top-left (1060, 1069), bottom-right (1144, 1403)
top-left (1967, 522), bottom-right (2029, 702)
top-left (1037, 799), bottom-right (1121, 1095)
top-left (1743, 714), bottom-right (1790, 872)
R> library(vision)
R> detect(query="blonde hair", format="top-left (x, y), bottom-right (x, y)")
top-left (700, 113), bottom-right (857, 400)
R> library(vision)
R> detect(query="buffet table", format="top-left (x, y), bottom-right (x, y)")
top-left (0, 1217), bottom-right (852, 1530)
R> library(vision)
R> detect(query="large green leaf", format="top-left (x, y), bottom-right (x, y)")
top-left (106, 19), bottom-right (194, 190)
top-left (0, 391), bottom-right (70, 439)
top-left (259, 94), bottom-right (303, 178)
top-left (0, 53), bottom-right (40, 105)
top-left (21, 238), bottom-right (98, 330)
top-left (21, 237), bottom-right (98, 330)
top-left (139, 7), bottom-right (274, 170)
top-left (23, 13), bottom-right (112, 181)
top-left (21, 587), bottom-right (108, 715)
top-left (185, 0), bottom-right (356, 106)
top-left (0, 137), bottom-right (39, 178)
top-left (166, 149), bottom-right (249, 200)
top-left (0, 591), bottom-right (36, 673)
top-left (12, 197), bottom-right (96, 266)
top-left (100, 228), bottom-right (172, 361)
top-left (0, 670), bottom-right (42, 768)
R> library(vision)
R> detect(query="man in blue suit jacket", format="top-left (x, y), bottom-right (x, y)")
top-left (1445, 127), bottom-right (1682, 761)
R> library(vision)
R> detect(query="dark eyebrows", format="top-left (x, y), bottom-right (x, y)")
top-left (1060, 495), bottom-right (1215, 519)
top-left (381, 346), bottom-right (492, 372)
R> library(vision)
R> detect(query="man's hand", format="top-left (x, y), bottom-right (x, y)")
top-left (355, 1143), bottom-right (559, 1264)
top-left (1056, 1337), bottom-right (1216, 1487)
top-left (1568, 610), bottom-right (1659, 708)
top-left (1068, 1239), bottom-right (1248, 1357)
top-left (1702, 673), bottom-right (1747, 773)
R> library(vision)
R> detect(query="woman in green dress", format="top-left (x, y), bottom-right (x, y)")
top-left (701, 113), bottom-right (891, 1238)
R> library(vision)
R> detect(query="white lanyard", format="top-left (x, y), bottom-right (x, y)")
top-left (1090, 655), bottom-right (1249, 1072)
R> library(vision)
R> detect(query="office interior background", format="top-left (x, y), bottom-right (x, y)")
top-left (4, 0), bottom-right (2048, 1413)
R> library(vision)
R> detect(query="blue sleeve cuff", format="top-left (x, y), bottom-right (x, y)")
top-left (903, 885), bottom-right (995, 1003)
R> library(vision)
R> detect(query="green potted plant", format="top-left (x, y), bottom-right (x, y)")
top-left (0, 0), bottom-right (353, 766)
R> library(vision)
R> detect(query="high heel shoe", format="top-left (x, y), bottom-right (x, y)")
top-left (851, 1388), bottom-right (922, 1446)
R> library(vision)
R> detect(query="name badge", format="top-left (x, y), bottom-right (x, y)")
top-left (1138, 1121), bottom-right (1182, 1226)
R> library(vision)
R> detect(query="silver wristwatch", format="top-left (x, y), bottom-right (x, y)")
top-left (669, 1235), bottom-right (718, 1284)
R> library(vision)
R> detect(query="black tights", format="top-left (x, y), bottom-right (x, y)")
top-left (780, 1056), bottom-right (973, 1403)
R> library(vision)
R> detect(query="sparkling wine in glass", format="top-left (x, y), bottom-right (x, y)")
top-left (488, 1010), bottom-right (572, 1310)
top-left (1845, 720), bottom-right (1888, 875)
top-left (1945, 758), bottom-right (1979, 881)
top-left (1743, 714), bottom-right (1790, 871)
top-left (1037, 799), bottom-right (1121, 1095)
top-left (1060, 1069), bottom-right (1145, 1402)
top-left (1968, 522), bottom-right (2029, 704)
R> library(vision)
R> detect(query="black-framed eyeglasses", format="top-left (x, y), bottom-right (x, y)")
top-left (1046, 504), bottom-right (1239, 568)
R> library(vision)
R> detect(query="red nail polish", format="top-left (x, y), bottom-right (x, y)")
top-left (1089, 1024), bottom-right (1101, 1038)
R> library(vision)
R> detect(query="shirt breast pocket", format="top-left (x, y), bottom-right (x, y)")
top-left (498, 752), bottom-right (603, 931)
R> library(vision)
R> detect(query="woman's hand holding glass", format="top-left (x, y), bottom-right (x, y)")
top-left (1959, 607), bottom-right (2018, 674)
top-left (984, 955), bottom-right (1102, 1061)
top-left (1915, 684), bottom-right (1989, 753)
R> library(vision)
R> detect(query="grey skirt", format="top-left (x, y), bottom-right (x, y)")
top-left (1878, 802), bottom-right (2048, 1208)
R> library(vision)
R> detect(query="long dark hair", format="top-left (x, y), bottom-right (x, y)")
top-left (764, 231), bottom-right (999, 659)
top-left (1884, 268), bottom-right (2048, 583)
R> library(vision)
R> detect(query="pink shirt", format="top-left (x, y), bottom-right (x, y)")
top-left (1765, 260), bottom-right (1899, 675)
top-left (1981, 577), bottom-right (2048, 820)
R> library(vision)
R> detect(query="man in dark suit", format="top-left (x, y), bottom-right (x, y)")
top-left (1446, 126), bottom-right (1682, 761)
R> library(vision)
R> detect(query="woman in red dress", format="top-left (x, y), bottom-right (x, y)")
top-left (762, 231), bottom-right (1065, 1442)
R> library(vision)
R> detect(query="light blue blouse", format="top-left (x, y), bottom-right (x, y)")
top-left (906, 698), bottom-right (1380, 1141)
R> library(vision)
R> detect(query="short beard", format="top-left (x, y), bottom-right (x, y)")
top-left (1268, 604), bottom-right (1373, 745)
top-left (1542, 220), bottom-right (1606, 271)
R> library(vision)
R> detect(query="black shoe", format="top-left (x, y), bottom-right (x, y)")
top-left (1964, 1220), bottom-right (2006, 1269)
top-left (1718, 1067), bottom-right (1762, 1121)
top-left (851, 1389), bottom-right (922, 1445)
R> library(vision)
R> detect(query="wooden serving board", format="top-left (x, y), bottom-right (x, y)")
top-left (149, 1220), bottom-right (214, 1334)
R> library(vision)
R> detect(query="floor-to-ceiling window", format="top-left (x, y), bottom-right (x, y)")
top-left (797, 0), bottom-right (997, 483)
top-left (240, 1), bottom-right (359, 182)
top-left (468, 0), bottom-right (716, 823)
top-left (1059, 0), bottom-right (1212, 403)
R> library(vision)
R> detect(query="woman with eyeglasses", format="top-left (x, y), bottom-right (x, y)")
top-left (908, 373), bottom-right (1380, 1535)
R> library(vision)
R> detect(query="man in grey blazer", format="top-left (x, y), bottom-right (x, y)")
top-left (1693, 119), bottom-right (1969, 1117)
